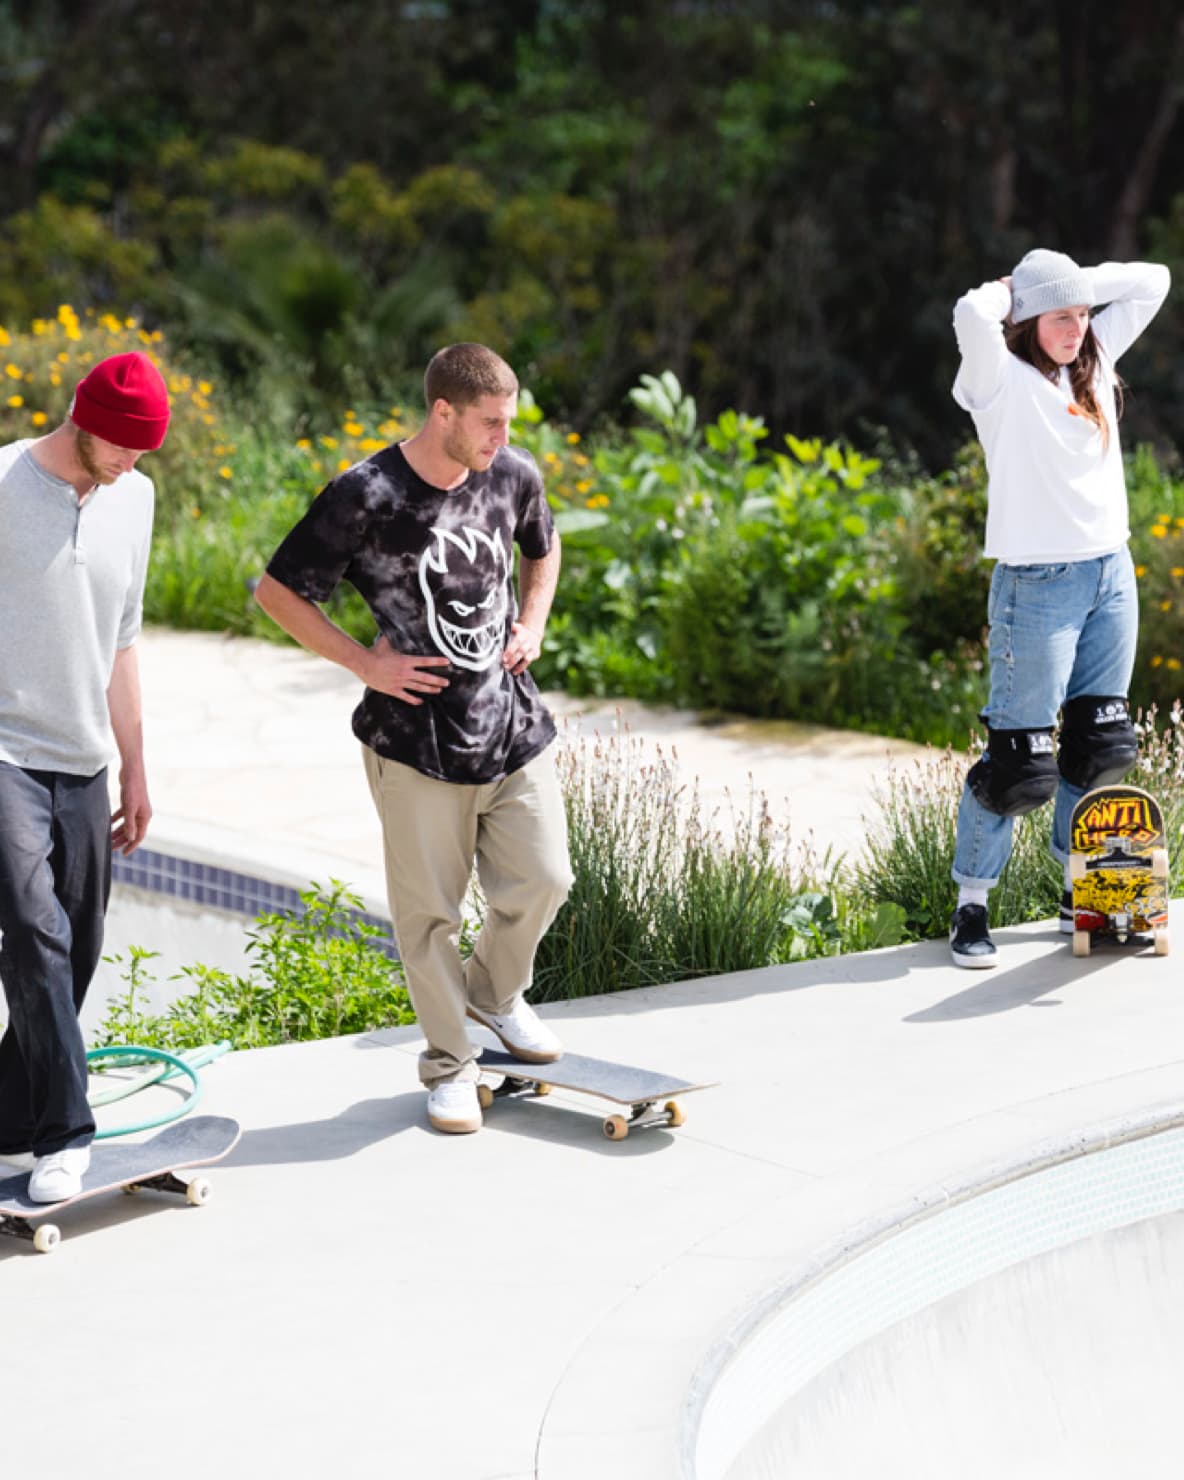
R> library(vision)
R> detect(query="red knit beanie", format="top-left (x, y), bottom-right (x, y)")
top-left (71, 352), bottom-right (171, 451)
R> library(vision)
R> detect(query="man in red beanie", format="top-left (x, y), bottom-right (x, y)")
top-left (0, 350), bottom-right (169, 1201)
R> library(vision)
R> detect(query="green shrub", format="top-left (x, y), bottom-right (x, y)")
top-left (94, 883), bottom-right (413, 1051)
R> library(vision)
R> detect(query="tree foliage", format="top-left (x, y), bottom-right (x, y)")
top-left (0, 0), bottom-right (1181, 459)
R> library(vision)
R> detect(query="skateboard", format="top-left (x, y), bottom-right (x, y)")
top-left (0, 1115), bottom-right (241, 1254)
top-left (1068, 784), bottom-right (1170, 958)
top-left (476, 1047), bottom-right (714, 1140)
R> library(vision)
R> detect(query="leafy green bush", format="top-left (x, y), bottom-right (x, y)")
top-left (94, 883), bottom-right (413, 1051)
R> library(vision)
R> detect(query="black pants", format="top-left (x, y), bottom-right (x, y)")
top-left (0, 762), bottom-right (110, 1156)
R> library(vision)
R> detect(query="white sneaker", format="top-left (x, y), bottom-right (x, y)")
top-left (0, 1150), bottom-right (35, 1175)
top-left (426, 1080), bottom-right (482, 1135)
top-left (28, 1145), bottom-right (91, 1203)
top-left (467, 998), bottom-right (563, 1063)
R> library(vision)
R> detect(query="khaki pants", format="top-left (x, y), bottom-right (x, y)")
top-left (363, 744), bottom-right (573, 1086)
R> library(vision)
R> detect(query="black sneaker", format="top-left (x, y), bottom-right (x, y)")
top-left (1059, 889), bottom-right (1074, 934)
top-left (949, 904), bottom-right (997, 969)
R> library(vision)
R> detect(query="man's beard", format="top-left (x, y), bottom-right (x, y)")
top-left (442, 428), bottom-right (491, 471)
top-left (75, 431), bottom-right (119, 485)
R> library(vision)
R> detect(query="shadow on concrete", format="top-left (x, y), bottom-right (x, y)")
top-left (226, 1094), bottom-right (423, 1166)
top-left (906, 934), bottom-right (1163, 1023)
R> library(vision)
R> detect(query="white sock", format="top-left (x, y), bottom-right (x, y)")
top-left (957, 886), bottom-right (989, 911)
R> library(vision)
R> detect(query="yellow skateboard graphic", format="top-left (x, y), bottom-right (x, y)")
top-left (1068, 785), bottom-right (1169, 958)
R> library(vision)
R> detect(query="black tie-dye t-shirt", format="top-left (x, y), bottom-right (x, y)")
top-left (266, 442), bottom-right (557, 784)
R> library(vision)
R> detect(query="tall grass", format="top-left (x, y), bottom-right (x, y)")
top-left (529, 723), bottom-right (903, 1001)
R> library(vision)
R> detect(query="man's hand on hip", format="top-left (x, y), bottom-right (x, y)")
top-left (364, 635), bottom-right (451, 705)
top-left (503, 621), bottom-right (542, 675)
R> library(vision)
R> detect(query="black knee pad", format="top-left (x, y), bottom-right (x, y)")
top-left (1058, 695), bottom-right (1138, 789)
top-left (967, 725), bottom-right (1059, 817)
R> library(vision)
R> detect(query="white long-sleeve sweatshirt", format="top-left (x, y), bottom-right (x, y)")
top-left (952, 261), bottom-right (1170, 563)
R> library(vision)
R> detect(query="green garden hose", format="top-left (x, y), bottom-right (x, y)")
top-left (85, 1042), bottom-right (231, 1138)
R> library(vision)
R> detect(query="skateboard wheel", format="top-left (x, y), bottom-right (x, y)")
top-left (1155, 927), bottom-right (1170, 957)
top-left (603, 1115), bottom-right (630, 1141)
top-left (33, 1224), bottom-right (60, 1255)
top-left (1069, 854), bottom-right (1087, 881)
top-left (665, 1100), bottom-right (686, 1128)
top-left (186, 1178), bottom-right (212, 1207)
top-left (1072, 930), bottom-right (1091, 958)
top-left (534, 1083), bottom-right (553, 1098)
top-left (477, 1083), bottom-right (494, 1111)
top-left (1153, 848), bottom-right (1169, 878)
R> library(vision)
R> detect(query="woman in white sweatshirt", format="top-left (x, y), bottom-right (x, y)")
top-left (948, 249), bottom-right (1170, 968)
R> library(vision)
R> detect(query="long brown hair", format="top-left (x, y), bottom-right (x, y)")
top-left (1004, 318), bottom-right (1123, 448)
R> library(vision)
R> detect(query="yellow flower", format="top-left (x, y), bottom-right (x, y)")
top-left (30, 411), bottom-right (47, 426)
top-left (57, 352), bottom-right (70, 364)
top-left (56, 304), bottom-right (77, 323)
top-left (1176, 517), bottom-right (1184, 528)
top-left (0, 326), bottom-right (9, 346)
top-left (219, 466), bottom-right (233, 479)
top-left (576, 479), bottom-right (592, 494)
top-left (49, 373), bottom-right (61, 387)
top-left (7, 394), bottom-right (23, 407)
top-left (1151, 656), bottom-right (1164, 668)
top-left (572, 452), bottom-right (589, 467)
top-left (296, 438), bottom-right (312, 451)
top-left (1169, 658), bottom-right (1182, 671)
top-left (1160, 600), bottom-right (1172, 611)
top-left (1150, 525), bottom-right (1168, 539)
top-left (320, 436), bottom-right (339, 449)
top-left (190, 506), bottom-right (202, 519)
top-left (1135, 565), bottom-right (1148, 577)
top-left (566, 432), bottom-right (581, 445)
top-left (5, 364), bottom-right (22, 379)
top-left (359, 438), bottom-right (386, 453)
top-left (343, 421), bottom-right (364, 437)
top-left (198, 381), bottom-right (213, 396)
top-left (201, 413), bottom-right (215, 425)
top-left (337, 457), bottom-right (351, 472)
top-left (1172, 568), bottom-right (1184, 579)
top-left (585, 493), bottom-right (610, 509)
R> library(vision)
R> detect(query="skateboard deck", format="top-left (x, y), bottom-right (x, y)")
top-left (1068, 784), bottom-right (1169, 958)
top-left (476, 1047), bottom-right (715, 1139)
top-left (0, 1114), bottom-right (241, 1254)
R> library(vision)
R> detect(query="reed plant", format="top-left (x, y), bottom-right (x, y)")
top-left (529, 722), bottom-right (899, 1001)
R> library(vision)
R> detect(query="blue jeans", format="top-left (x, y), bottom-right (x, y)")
top-left (0, 763), bottom-right (110, 1156)
top-left (952, 548), bottom-right (1138, 890)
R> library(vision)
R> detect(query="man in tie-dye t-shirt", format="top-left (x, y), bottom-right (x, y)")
top-left (257, 344), bottom-right (572, 1134)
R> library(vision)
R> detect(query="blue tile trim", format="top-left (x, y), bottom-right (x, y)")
top-left (111, 847), bottom-right (399, 958)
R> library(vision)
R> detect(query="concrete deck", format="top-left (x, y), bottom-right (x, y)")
top-left (3, 630), bottom-right (1181, 1478)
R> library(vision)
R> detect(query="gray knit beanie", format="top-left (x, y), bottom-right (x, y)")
top-left (1010, 249), bottom-right (1095, 323)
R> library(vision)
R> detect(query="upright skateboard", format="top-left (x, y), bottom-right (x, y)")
top-left (477, 1047), bottom-right (714, 1140)
top-left (1068, 784), bottom-right (1169, 958)
top-left (0, 1115), bottom-right (241, 1254)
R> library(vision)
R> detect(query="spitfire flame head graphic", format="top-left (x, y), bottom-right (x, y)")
top-left (418, 526), bottom-right (509, 671)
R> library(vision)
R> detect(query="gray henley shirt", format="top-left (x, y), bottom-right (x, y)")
top-left (0, 439), bottom-right (154, 776)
